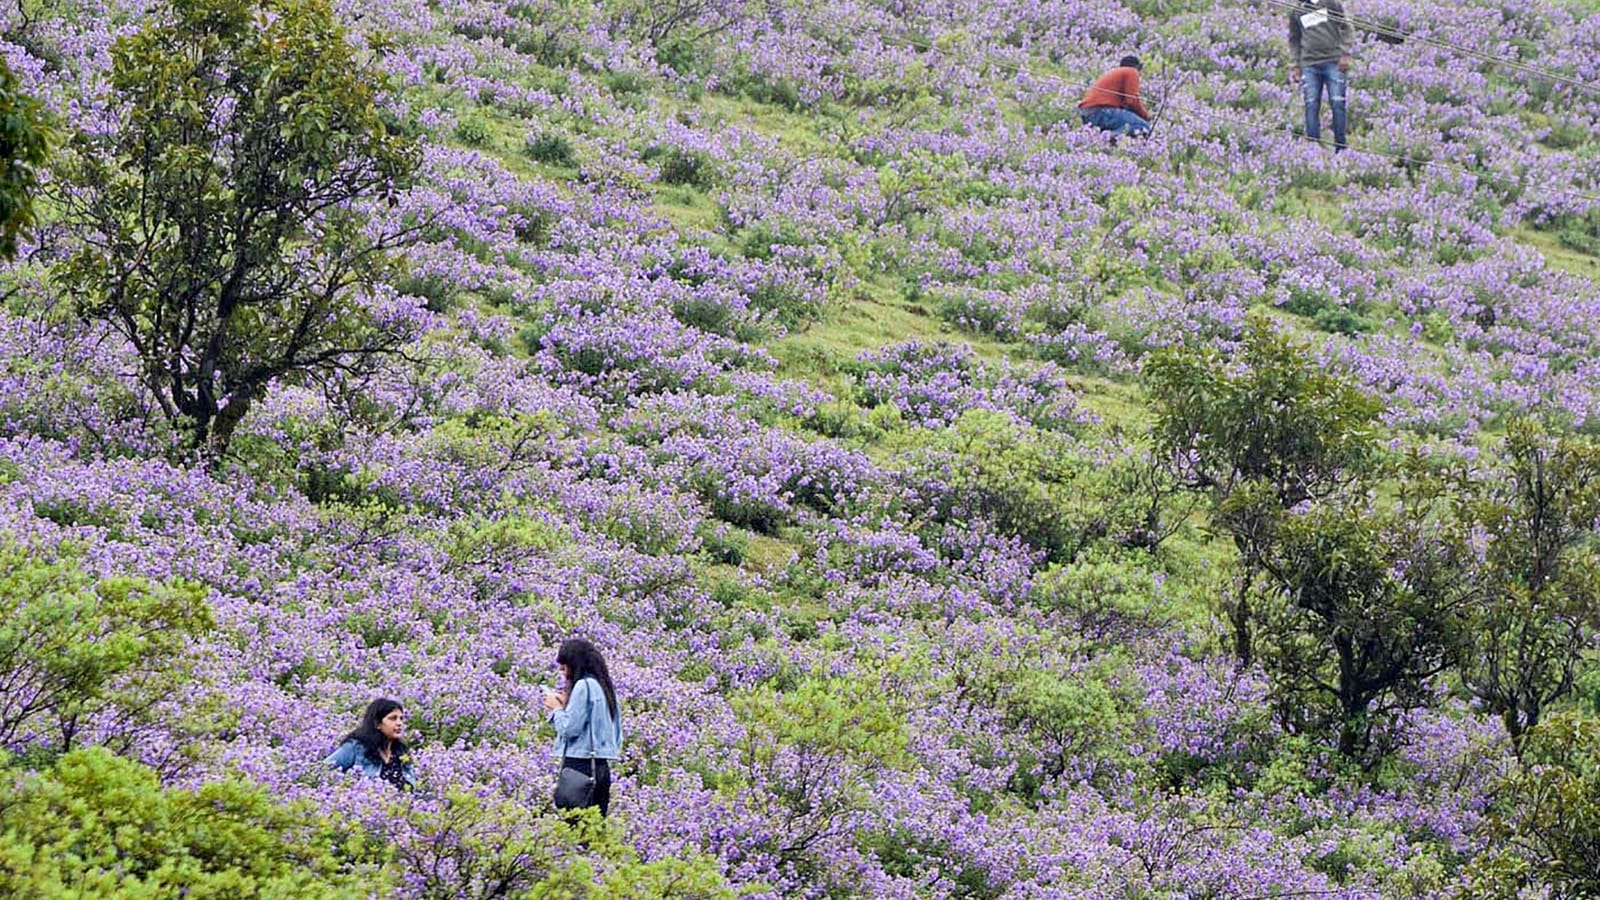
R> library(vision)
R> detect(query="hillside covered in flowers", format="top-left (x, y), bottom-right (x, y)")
top-left (2, 0), bottom-right (1600, 896)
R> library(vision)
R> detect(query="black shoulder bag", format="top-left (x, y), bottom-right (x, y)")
top-left (552, 680), bottom-right (597, 810)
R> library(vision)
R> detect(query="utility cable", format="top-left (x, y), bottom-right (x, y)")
top-left (830, 20), bottom-right (1600, 204)
top-left (1254, 0), bottom-right (1600, 98)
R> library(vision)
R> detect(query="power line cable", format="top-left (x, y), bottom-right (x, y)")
top-left (831, 20), bottom-right (1600, 204)
top-left (1255, 0), bottom-right (1600, 98)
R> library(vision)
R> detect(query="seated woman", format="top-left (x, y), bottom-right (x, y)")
top-left (326, 697), bottom-right (415, 791)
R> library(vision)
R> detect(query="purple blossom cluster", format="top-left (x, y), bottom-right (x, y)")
top-left (3, 0), bottom-right (1598, 895)
top-left (854, 340), bottom-right (1091, 430)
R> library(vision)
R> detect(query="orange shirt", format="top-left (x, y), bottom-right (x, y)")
top-left (1078, 67), bottom-right (1149, 120)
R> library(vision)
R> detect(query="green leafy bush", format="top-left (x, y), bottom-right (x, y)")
top-left (644, 145), bottom-right (717, 189)
top-left (391, 790), bottom-right (737, 900)
top-left (0, 545), bottom-right (212, 758)
top-left (1464, 713), bottom-right (1600, 899)
top-left (0, 747), bottom-right (381, 898)
top-left (916, 411), bottom-right (1164, 564)
top-left (525, 132), bottom-right (576, 166)
top-left (453, 114), bottom-right (492, 147)
top-left (997, 663), bottom-right (1135, 796)
top-left (728, 675), bottom-right (909, 876)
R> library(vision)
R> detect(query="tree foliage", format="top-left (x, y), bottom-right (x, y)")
top-left (1146, 317), bottom-right (1383, 509)
top-left (1245, 486), bottom-right (1474, 760)
top-left (53, 0), bottom-right (421, 461)
top-left (0, 544), bottom-right (212, 758)
top-left (1147, 317), bottom-right (1384, 667)
top-left (0, 746), bottom-right (381, 898)
top-left (1465, 713), bottom-right (1600, 899)
top-left (1450, 419), bottom-right (1600, 752)
top-left (0, 57), bottom-right (50, 260)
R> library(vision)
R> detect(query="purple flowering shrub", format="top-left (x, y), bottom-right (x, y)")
top-left (1, 0), bottom-right (1599, 895)
top-left (854, 340), bottom-right (1091, 431)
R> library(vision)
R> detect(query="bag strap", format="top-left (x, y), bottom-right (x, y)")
top-left (584, 678), bottom-right (597, 763)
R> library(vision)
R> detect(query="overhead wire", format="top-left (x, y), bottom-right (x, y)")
top-left (827, 15), bottom-right (1600, 205)
top-left (1253, 0), bottom-right (1600, 98)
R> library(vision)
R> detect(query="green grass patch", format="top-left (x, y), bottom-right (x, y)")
top-left (1514, 227), bottom-right (1600, 279)
top-left (652, 183), bottom-right (723, 233)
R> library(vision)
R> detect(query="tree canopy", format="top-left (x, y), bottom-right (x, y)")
top-left (54, 0), bottom-right (421, 461)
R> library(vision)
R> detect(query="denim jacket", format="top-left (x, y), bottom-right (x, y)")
top-left (548, 677), bottom-right (622, 761)
top-left (325, 739), bottom-right (417, 788)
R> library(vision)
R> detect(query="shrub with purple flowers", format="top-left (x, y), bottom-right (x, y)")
top-left (2, 0), bottom-right (1600, 894)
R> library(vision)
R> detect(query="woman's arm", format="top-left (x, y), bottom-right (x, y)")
top-left (548, 678), bottom-right (593, 742)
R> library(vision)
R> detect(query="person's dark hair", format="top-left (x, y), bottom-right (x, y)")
top-left (342, 697), bottom-right (408, 762)
top-left (1119, 55), bottom-right (1143, 71)
top-left (557, 638), bottom-right (619, 719)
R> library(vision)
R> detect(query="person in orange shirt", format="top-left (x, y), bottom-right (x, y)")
top-left (1078, 56), bottom-right (1151, 137)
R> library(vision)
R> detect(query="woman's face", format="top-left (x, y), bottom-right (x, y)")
top-left (379, 707), bottom-right (406, 741)
top-left (558, 662), bottom-right (571, 685)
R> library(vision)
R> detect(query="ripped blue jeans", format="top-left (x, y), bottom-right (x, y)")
top-left (1302, 61), bottom-right (1348, 149)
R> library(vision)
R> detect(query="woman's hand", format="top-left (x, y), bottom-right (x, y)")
top-left (542, 690), bottom-right (567, 711)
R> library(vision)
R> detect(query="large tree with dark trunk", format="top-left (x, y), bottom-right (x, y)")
top-left (54, 0), bottom-right (420, 462)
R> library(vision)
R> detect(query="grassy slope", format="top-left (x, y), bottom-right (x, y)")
top-left (417, 0), bottom-right (1599, 638)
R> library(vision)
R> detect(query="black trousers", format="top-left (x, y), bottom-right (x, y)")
top-left (560, 757), bottom-right (612, 816)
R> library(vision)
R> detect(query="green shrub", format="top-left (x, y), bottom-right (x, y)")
top-left (645, 146), bottom-right (716, 189)
top-left (699, 523), bottom-right (748, 566)
top-left (1542, 121), bottom-right (1592, 151)
top-left (1032, 550), bottom-right (1170, 640)
top-left (393, 270), bottom-right (459, 313)
top-left (724, 68), bottom-right (803, 110)
top-left (386, 786), bottom-right (740, 899)
top-left (729, 676), bottom-right (909, 870)
top-left (916, 411), bottom-right (1155, 564)
top-left (0, 546), bottom-right (212, 757)
top-left (525, 132), bottom-right (576, 166)
top-left (453, 114), bottom-right (492, 147)
top-left (603, 70), bottom-right (648, 96)
top-left (1313, 304), bottom-right (1376, 335)
top-left (0, 747), bottom-right (381, 897)
top-left (964, 655), bottom-right (1138, 799)
top-left (1559, 227), bottom-right (1600, 258)
top-left (1463, 713), bottom-right (1600, 899)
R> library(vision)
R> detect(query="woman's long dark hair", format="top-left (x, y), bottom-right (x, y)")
top-left (557, 639), bottom-right (619, 719)
top-left (341, 697), bottom-right (409, 761)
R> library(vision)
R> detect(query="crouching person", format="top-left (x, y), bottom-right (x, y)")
top-left (1078, 55), bottom-right (1152, 137)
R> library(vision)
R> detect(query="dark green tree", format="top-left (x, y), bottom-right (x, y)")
top-left (1452, 420), bottom-right (1600, 753)
top-left (0, 56), bottom-right (50, 260)
top-left (1245, 484), bottom-right (1475, 760)
top-left (54, 0), bottom-right (421, 461)
top-left (1146, 316), bottom-right (1383, 665)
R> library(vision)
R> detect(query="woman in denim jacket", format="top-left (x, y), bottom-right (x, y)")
top-left (543, 639), bottom-right (623, 815)
top-left (326, 697), bottom-right (416, 791)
